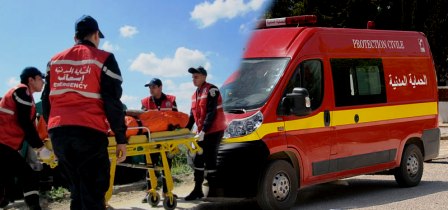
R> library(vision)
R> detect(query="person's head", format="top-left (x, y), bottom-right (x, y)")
top-left (188, 66), bottom-right (207, 87)
top-left (20, 67), bottom-right (45, 93)
top-left (144, 78), bottom-right (163, 98)
top-left (74, 15), bottom-right (105, 48)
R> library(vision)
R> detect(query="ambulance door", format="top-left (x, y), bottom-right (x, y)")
top-left (280, 59), bottom-right (334, 182)
top-left (329, 58), bottom-right (394, 175)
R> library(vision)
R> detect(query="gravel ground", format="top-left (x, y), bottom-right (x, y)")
top-left (4, 135), bottom-right (448, 210)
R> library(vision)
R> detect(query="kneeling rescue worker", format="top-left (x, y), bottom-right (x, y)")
top-left (185, 66), bottom-right (227, 200)
top-left (0, 67), bottom-right (48, 210)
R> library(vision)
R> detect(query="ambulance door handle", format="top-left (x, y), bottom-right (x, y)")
top-left (324, 110), bottom-right (330, 127)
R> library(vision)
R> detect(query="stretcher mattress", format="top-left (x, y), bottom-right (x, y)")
top-left (44, 128), bottom-right (193, 149)
top-left (107, 128), bottom-right (193, 146)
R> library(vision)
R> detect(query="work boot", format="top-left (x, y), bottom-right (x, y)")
top-left (24, 194), bottom-right (41, 210)
top-left (184, 179), bottom-right (204, 201)
top-left (184, 189), bottom-right (204, 201)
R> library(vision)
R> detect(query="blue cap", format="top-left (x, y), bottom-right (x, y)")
top-left (75, 15), bottom-right (104, 39)
top-left (145, 78), bottom-right (162, 87)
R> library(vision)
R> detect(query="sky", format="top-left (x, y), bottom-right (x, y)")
top-left (0, 0), bottom-right (270, 113)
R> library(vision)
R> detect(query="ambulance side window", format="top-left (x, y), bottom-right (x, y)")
top-left (280, 59), bottom-right (323, 114)
top-left (331, 58), bottom-right (387, 107)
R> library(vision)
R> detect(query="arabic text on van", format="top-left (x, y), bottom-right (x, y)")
top-left (389, 74), bottom-right (427, 90)
top-left (352, 39), bottom-right (405, 50)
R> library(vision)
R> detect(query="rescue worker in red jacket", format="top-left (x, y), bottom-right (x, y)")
top-left (41, 15), bottom-right (127, 210)
top-left (140, 78), bottom-right (178, 203)
top-left (141, 78), bottom-right (178, 112)
top-left (185, 66), bottom-right (226, 200)
top-left (0, 67), bottom-right (47, 210)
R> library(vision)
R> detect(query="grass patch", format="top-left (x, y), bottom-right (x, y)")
top-left (170, 145), bottom-right (193, 177)
top-left (43, 187), bottom-right (70, 202)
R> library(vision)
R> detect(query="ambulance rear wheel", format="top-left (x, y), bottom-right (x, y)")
top-left (394, 144), bottom-right (423, 187)
top-left (257, 160), bottom-right (298, 210)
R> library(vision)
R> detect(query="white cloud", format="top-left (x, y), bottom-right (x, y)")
top-left (239, 23), bottom-right (248, 33)
top-left (191, 0), bottom-right (266, 28)
top-left (6, 77), bottom-right (19, 88)
top-left (163, 80), bottom-right (197, 113)
top-left (101, 41), bottom-right (119, 52)
top-left (129, 47), bottom-right (211, 77)
top-left (239, 17), bottom-right (258, 34)
top-left (119, 25), bottom-right (139, 38)
top-left (121, 94), bottom-right (140, 110)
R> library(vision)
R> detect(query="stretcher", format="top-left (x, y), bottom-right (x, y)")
top-left (40, 127), bottom-right (201, 210)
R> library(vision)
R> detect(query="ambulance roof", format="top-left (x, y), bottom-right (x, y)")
top-left (243, 27), bottom-right (430, 59)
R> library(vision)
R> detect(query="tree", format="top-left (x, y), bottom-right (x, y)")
top-left (263, 0), bottom-right (448, 80)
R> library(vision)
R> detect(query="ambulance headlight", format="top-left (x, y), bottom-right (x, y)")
top-left (224, 111), bottom-right (263, 138)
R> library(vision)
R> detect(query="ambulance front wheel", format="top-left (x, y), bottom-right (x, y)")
top-left (394, 144), bottom-right (423, 187)
top-left (163, 197), bottom-right (177, 210)
top-left (256, 160), bottom-right (298, 210)
top-left (148, 193), bottom-right (160, 207)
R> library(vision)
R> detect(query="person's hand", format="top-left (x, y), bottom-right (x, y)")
top-left (195, 131), bottom-right (205, 141)
top-left (36, 146), bottom-right (52, 160)
top-left (116, 144), bottom-right (127, 163)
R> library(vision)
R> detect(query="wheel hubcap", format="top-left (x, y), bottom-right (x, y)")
top-left (272, 171), bottom-right (290, 201)
top-left (406, 153), bottom-right (419, 177)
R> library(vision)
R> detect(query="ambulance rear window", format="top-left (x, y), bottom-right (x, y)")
top-left (331, 58), bottom-right (387, 107)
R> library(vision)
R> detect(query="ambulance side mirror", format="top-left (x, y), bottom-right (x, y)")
top-left (281, 88), bottom-right (312, 116)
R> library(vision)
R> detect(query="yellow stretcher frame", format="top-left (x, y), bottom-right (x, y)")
top-left (41, 128), bottom-right (201, 210)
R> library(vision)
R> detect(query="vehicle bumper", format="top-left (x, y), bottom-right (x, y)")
top-left (216, 140), bottom-right (269, 197)
top-left (422, 128), bottom-right (440, 161)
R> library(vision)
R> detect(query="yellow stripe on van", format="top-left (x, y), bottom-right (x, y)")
top-left (223, 101), bottom-right (437, 143)
top-left (331, 101), bottom-right (437, 126)
top-left (285, 112), bottom-right (326, 131)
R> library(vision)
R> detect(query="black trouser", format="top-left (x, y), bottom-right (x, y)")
top-left (146, 153), bottom-right (173, 193)
top-left (50, 127), bottom-right (110, 210)
top-left (193, 131), bottom-right (224, 190)
top-left (0, 143), bottom-right (40, 208)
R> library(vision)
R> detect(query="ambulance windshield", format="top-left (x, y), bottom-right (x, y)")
top-left (222, 58), bottom-right (289, 111)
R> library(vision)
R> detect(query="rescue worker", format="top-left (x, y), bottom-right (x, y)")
top-left (0, 67), bottom-right (48, 210)
top-left (141, 78), bottom-right (178, 203)
top-left (141, 78), bottom-right (178, 111)
top-left (185, 66), bottom-right (226, 200)
top-left (41, 15), bottom-right (127, 210)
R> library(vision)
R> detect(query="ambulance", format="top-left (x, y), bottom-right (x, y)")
top-left (217, 15), bottom-right (440, 210)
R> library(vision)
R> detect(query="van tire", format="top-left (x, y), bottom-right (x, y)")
top-left (394, 144), bottom-right (424, 187)
top-left (257, 160), bottom-right (298, 210)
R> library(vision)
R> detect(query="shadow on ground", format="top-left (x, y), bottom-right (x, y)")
top-left (177, 161), bottom-right (448, 210)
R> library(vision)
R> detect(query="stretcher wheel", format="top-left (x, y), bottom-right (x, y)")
top-left (148, 192), bottom-right (160, 207)
top-left (163, 197), bottom-right (177, 210)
